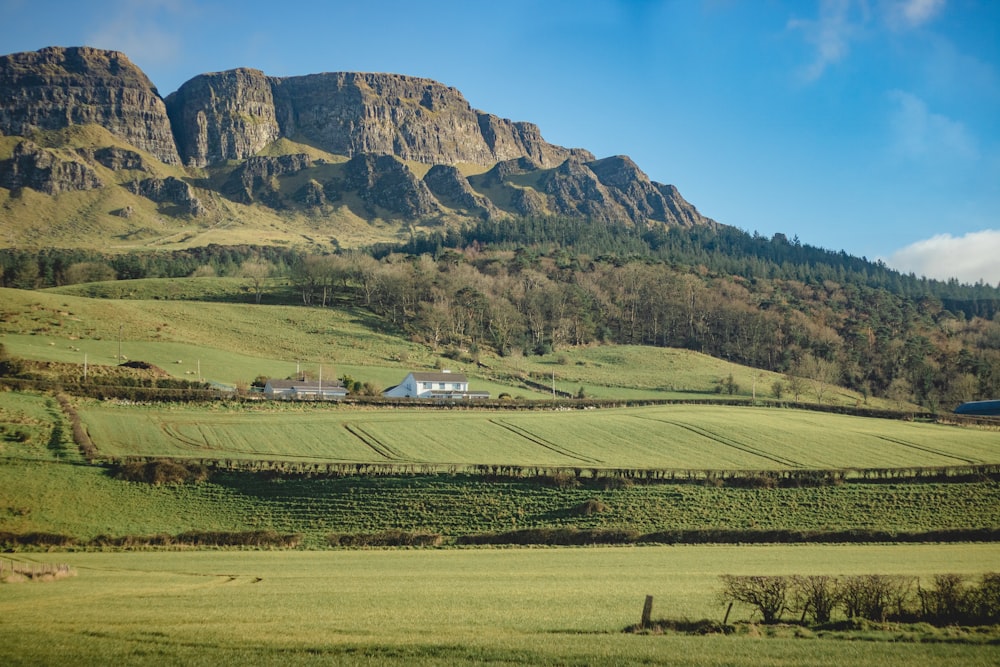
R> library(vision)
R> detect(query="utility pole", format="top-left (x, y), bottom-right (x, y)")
top-left (318, 364), bottom-right (322, 400)
top-left (83, 353), bottom-right (88, 382)
top-left (117, 323), bottom-right (122, 364)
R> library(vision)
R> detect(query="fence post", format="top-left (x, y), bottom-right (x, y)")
top-left (641, 595), bottom-right (654, 629)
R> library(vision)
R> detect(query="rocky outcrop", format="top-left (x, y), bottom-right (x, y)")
top-left (540, 157), bottom-right (621, 221)
top-left (423, 165), bottom-right (498, 220)
top-left (165, 68), bottom-right (281, 168)
top-left (342, 154), bottom-right (440, 217)
top-left (222, 154), bottom-right (311, 204)
top-left (589, 155), bottom-right (712, 227)
top-left (77, 146), bottom-right (149, 172)
top-left (0, 141), bottom-right (102, 193)
top-left (0, 47), bottom-right (180, 164)
top-left (509, 188), bottom-right (548, 217)
top-left (167, 70), bottom-right (590, 169)
top-left (126, 176), bottom-right (204, 216)
top-left (296, 179), bottom-right (327, 207)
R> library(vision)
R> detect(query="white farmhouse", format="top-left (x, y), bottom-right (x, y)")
top-left (263, 378), bottom-right (347, 400)
top-left (383, 370), bottom-right (489, 400)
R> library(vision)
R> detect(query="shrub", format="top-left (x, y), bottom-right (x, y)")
top-left (719, 575), bottom-right (789, 624)
top-left (791, 575), bottom-right (841, 623)
top-left (841, 574), bottom-right (915, 621)
top-left (114, 459), bottom-right (209, 485)
top-left (327, 531), bottom-right (442, 547)
top-left (571, 499), bottom-right (609, 516)
top-left (541, 471), bottom-right (579, 489)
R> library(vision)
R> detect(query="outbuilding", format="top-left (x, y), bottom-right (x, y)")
top-left (263, 378), bottom-right (347, 400)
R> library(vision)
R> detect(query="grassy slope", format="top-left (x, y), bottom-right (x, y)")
top-left (0, 129), bottom-right (477, 251)
top-left (3, 283), bottom-right (895, 406)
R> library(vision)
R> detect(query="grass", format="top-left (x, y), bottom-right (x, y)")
top-left (2, 283), bottom-right (906, 407)
top-left (75, 402), bottom-right (999, 470)
top-left (1, 546), bottom-right (998, 665)
top-left (2, 392), bottom-right (998, 546)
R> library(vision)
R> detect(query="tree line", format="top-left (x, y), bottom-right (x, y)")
top-left (2, 217), bottom-right (998, 409)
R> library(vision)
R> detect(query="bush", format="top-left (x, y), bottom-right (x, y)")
top-left (792, 575), bottom-right (841, 623)
top-left (719, 575), bottom-right (789, 624)
top-left (571, 499), bottom-right (609, 516)
top-left (840, 575), bottom-right (915, 621)
top-left (327, 530), bottom-right (442, 547)
top-left (114, 459), bottom-right (210, 485)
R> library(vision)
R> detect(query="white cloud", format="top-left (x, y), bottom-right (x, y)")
top-left (885, 230), bottom-right (1000, 285)
top-left (885, 0), bottom-right (946, 29)
top-left (788, 0), bottom-right (864, 82)
top-left (887, 89), bottom-right (977, 160)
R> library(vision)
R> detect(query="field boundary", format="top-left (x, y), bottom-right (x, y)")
top-left (97, 456), bottom-right (1000, 486)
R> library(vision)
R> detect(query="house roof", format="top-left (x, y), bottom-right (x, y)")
top-left (265, 379), bottom-right (345, 390)
top-left (411, 372), bottom-right (467, 383)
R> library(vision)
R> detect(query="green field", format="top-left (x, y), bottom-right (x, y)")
top-left (2, 391), bottom-right (997, 546)
top-left (2, 546), bottom-right (998, 666)
top-left (78, 402), bottom-right (998, 470)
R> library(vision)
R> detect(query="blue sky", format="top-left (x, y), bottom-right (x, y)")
top-left (3, 0), bottom-right (998, 285)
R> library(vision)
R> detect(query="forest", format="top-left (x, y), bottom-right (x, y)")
top-left (2, 217), bottom-right (998, 410)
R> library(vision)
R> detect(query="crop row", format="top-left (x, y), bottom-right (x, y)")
top-left (29, 473), bottom-right (992, 547)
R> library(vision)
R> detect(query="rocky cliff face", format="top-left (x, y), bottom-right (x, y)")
top-left (0, 141), bottom-right (102, 194)
top-left (0, 45), bottom-right (717, 237)
top-left (165, 68), bottom-right (281, 168)
top-left (166, 70), bottom-right (593, 169)
top-left (0, 46), bottom-right (180, 165)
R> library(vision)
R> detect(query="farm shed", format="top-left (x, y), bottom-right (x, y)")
top-left (263, 378), bottom-right (347, 400)
top-left (383, 371), bottom-right (489, 400)
top-left (954, 399), bottom-right (1000, 416)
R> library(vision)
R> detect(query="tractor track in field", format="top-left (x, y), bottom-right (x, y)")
top-left (489, 419), bottom-right (603, 464)
top-left (343, 423), bottom-right (406, 461)
top-left (873, 435), bottom-right (980, 465)
top-left (636, 416), bottom-right (804, 468)
top-left (158, 423), bottom-right (359, 462)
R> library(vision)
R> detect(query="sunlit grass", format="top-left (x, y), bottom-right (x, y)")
top-left (1, 547), bottom-right (998, 666)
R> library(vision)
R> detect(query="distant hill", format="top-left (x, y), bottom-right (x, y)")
top-left (0, 46), bottom-right (713, 250)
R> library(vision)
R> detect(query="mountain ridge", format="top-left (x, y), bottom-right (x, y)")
top-left (0, 46), bottom-right (715, 249)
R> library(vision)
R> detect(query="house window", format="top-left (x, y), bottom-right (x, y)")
top-left (437, 383), bottom-right (445, 390)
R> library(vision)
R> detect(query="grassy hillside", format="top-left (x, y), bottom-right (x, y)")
top-left (2, 284), bottom-right (897, 406)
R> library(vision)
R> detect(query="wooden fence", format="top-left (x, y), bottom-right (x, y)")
top-left (0, 557), bottom-right (74, 581)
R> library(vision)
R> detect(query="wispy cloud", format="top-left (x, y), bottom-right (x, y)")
top-left (885, 0), bottom-right (946, 30)
top-left (788, 0), bottom-right (865, 82)
top-left (789, 0), bottom-right (948, 81)
top-left (887, 89), bottom-right (977, 160)
top-left (85, 0), bottom-right (188, 68)
top-left (886, 230), bottom-right (1000, 286)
